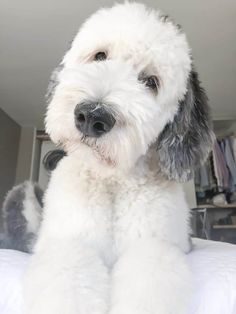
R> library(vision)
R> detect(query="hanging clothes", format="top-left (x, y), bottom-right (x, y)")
top-left (231, 136), bottom-right (236, 164)
top-left (195, 164), bottom-right (209, 195)
top-left (212, 139), bottom-right (229, 190)
top-left (224, 137), bottom-right (236, 186)
top-left (195, 134), bottom-right (236, 205)
top-left (195, 159), bottom-right (216, 191)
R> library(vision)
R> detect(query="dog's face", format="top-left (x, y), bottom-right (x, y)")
top-left (46, 3), bottom-right (213, 181)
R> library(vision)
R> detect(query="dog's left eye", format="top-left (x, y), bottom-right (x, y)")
top-left (94, 51), bottom-right (107, 61)
top-left (138, 74), bottom-right (159, 92)
top-left (144, 76), bottom-right (159, 91)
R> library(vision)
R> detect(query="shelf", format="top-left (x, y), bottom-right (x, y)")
top-left (196, 204), bottom-right (236, 209)
top-left (212, 225), bottom-right (236, 229)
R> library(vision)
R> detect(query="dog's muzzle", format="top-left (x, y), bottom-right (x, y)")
top-left (74, 102), bottom-right (116, 138)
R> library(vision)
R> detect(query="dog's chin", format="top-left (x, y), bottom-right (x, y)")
top-left (63, 137), bottom-right (117, 168)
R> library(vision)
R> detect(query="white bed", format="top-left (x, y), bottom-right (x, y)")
top-left (0, 238), bottom-right (236, 314)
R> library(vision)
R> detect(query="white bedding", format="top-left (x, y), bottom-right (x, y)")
top-left (0, 238), bottom-right (236, 314)
top-left (188, 239), bottom-right (236, 314)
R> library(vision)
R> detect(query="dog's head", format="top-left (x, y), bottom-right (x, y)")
top-left (46, 2), bottom-right (213, 181)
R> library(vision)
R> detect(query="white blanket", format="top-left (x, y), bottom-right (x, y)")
top-left (188, 239), bottom-right (236, 314)
top-left (0, 238), bottom-right (236, 314)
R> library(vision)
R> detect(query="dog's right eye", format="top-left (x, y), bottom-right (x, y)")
top-left (138, 74), bottom-right (159, 93)
top-left (94, 52), bottom-right (107, 61)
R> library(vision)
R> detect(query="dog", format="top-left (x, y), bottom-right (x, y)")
top-left (24, 3), bottom-right (213, 314)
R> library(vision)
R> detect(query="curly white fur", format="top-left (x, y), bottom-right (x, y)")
top-left (23, 3), bottom-right (204, 314)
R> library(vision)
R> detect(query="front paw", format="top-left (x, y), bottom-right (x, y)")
top-left (25, 292), bottom-right (108, 314)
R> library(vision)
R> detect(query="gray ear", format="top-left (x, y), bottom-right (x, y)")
top-left (157, 70), bottom-right (214, 182)
top-left (45, 42), bottom-right (73, 104)
top-left (45, 63), bottom-right (64, 105)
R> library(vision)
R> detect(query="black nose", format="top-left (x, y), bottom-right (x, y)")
top-left (74, 102), bottom-right (116, 138)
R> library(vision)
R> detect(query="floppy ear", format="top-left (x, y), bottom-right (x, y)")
top-left (45, 40), bottom-right (75, 104)
top-left (156, 70), bottom-right (214, 182)
top-left (45, 63), bottom-right (64, 105)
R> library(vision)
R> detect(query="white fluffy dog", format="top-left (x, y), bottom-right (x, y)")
top-left (24, 3), bottom-right (213, 314)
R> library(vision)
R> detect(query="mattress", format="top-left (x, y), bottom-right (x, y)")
top-left (0, 238), bottom-right (236, 314)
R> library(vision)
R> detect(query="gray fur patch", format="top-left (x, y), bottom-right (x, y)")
top-left (4, 185), bottom-right (27, 238)
top-left (0, 182), bottom-right (44, 253)
top-left (160, 14), bottom-right (182, 30)
top-left (157, 70), bottom-right (214, 182)
top-left (43, 149), bottom-right (66, 172)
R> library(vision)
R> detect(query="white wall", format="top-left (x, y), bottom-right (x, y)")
top-left (0, 108), bottom-right (21, 230)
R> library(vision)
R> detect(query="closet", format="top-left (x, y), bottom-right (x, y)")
top-left (192, 118), bottom-right (236, 243)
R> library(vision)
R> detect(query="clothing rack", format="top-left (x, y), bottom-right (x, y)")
top-left (193, 119), bottom-right (236, 242)
top-left (195, 131), bottom-right (236, 205)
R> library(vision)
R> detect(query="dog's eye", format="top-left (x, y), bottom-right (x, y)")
top-left (144, 76), bottom-right (159, 91)
top-left (94, 51), bottom-right (107, 61)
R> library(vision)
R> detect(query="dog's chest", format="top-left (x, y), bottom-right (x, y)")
top-left (102, 175), bottom-right (170, 250)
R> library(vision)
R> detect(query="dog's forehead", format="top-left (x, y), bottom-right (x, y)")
top-left (80, 6), bottom-right (179, 51)
top-left (63, 3), bottom-right (190, 71)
